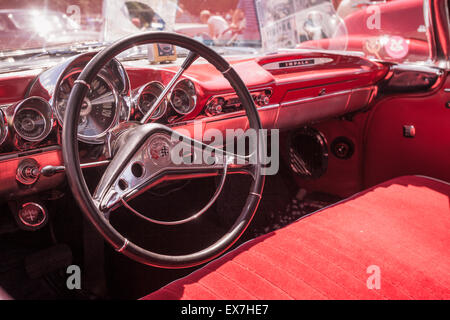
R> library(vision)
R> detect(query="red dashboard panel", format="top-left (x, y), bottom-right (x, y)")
top-left (1, 51), bottom-right (388, 120)
top-left (126, 51), bottom-right (387, 128)
top-left (259, 53), bottom-right (386, 129)
top-left (0, 51), bottom-right (389, 200)
top-left (0, 72), bottom-right (39, 105)
top-left (0, 146), bottom-right (64, 200)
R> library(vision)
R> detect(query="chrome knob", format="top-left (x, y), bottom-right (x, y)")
top-left (16, 158), bottom-right (40, 185)
top-left (206, 97), bottom-right (224, 116)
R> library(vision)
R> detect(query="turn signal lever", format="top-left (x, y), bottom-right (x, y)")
top-left (40, 160), bottom-right (111, 177)
top-left (40, 165), bottom-right (66, 177)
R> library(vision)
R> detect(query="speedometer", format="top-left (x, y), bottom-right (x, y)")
top-left (55, 71), bottom-right (118, 143)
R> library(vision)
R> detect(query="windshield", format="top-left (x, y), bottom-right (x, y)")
top-left (0, 0), bottom-right (435, 66)
top-left (8, 11), bottom-right (79, 32)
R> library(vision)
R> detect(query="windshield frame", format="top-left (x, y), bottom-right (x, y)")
top-left (426, 0), bottom-right (450, 69)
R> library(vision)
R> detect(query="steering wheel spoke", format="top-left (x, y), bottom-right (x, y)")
top-left (93, 124), bottom-right (253, 212)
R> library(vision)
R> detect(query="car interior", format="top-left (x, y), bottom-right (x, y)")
top-left (0, 0), bottom-right (449, 300)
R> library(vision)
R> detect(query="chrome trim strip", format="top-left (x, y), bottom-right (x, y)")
top-left (414, 175), bottom-right (450, 186)
top-left (281, 89), bottom-right (352, 107)
top-left (249, 192), bottom-right (262, 199)
top-left (352, 86), bottom-right (375, 93)
top-left (0, 145), bottom-right (61, 162)
top-left (168, 103), bottom-right (280, 128)
top-left (444, 88), bottom-right (450, 92)
top-left (257, 103), bottom-right (279, 111)
top-left (116, 239), bottom-right (129, 253)
top-left (277, 70), bottom-right (373, 87)
top-left (202, 103), bottom-right (280, 124)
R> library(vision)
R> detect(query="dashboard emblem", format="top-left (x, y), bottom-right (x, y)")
top-left (149, 136), bottom-right (171, 162)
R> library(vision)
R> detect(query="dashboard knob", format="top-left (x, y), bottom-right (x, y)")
top-left (261, 95), bottom-right (270, 105)
top-left (256, 94), bottom-right (270, 106)
top-left (16, 158), bottom-right (40, 185)
top-left (206, 98), bottom-right (224, 116)
top-left (209, 104), bottom-right (223, 115)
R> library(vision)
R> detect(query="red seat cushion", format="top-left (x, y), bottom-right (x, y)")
top-left (143, 176), bottom-right (450, 300)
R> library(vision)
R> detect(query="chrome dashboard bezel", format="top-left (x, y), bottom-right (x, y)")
top-left (53, 70), bottom-right (121, 145)
top-left (0, 108), bottom-right (8, 146)
top-left (133, 81), bottom-right (168, 120)
top-left (25, 52), bottom-right (132, 146)
top-left (170, 79), bottom-right (197, 115)
top-left (12, 96), bottom-right (53, 143)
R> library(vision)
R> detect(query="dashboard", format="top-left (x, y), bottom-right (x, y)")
top-left (0, 50), bottom-right (389, 201)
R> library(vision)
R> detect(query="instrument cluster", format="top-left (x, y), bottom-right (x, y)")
top-left (0, 53), bottom-right (202, 154)
top-left (132, 79), bottom-right (198, 123)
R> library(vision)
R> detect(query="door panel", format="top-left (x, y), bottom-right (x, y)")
top-left (363, 74), bottom-right (450, 187)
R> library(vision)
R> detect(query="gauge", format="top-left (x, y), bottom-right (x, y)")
top-left (14, 109), bottom-right (45, 140)
top-left (12, 97), bottom-right (53, 142)
top-left (170, 79), bottom-right (197, 115)
top-left (135, 81), bottom-right (167, 119)
top-left (0, 109), bottom-right (8, 146)
top-left (55, 71), bottom-right (118, 143)
top-left (17, 202), bottom-right (48, 230)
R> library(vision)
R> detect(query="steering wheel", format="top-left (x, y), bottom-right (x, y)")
top-left (62, 32), bottom-right (265, 268)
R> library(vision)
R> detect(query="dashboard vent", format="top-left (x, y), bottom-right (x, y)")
top-left (289, 127), bottom-right (328, 179)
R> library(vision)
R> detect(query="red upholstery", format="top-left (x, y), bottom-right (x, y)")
top-left (143, 176), bottom-right (450, 300)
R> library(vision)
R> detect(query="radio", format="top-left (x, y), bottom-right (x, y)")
top-left (205, 89), bottom-right (272, 117)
